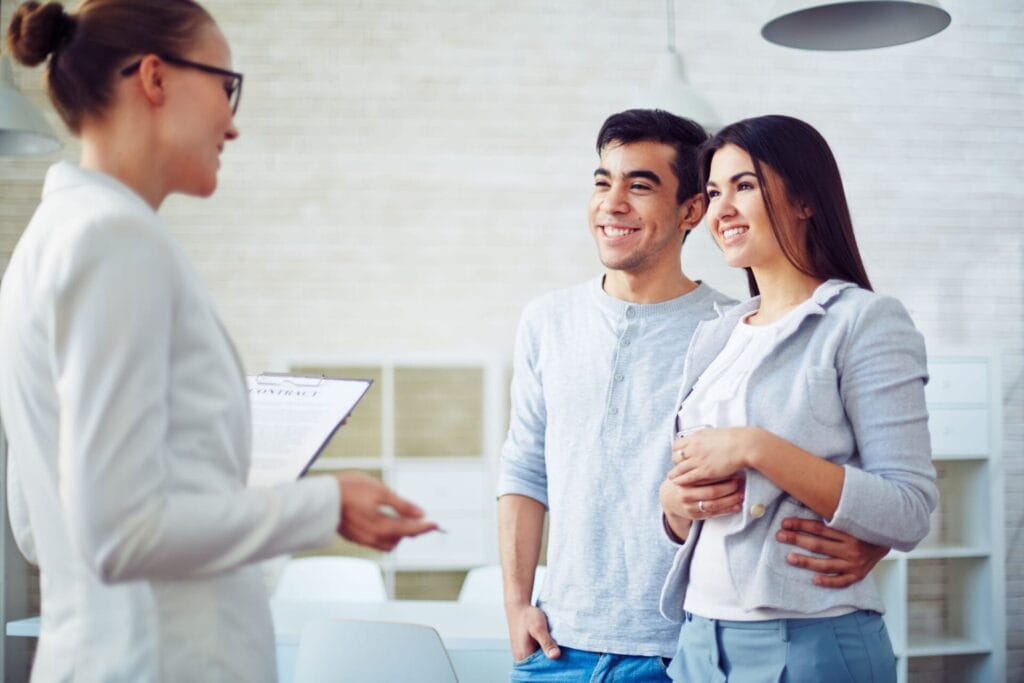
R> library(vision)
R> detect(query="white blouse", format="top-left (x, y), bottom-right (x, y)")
top-left (677, 302), bottom-right (855, 621)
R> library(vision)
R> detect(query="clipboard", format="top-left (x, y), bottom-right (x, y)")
top-left (246, 372), bottom-right (373, 488)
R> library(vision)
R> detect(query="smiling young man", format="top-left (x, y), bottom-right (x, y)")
top-left (496, 109), bottom-right (888, 682)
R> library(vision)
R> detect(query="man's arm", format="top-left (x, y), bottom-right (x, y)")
top-left (777, 518), bottom-right (890, 588)
top-left (498, 494), bottom-right (560, 661)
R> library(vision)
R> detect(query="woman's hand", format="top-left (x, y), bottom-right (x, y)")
top-left (673, 427), bottom-right (845, 522)
top-left (669, 426), bottom-right (767, 486)
top-left (334, 472), bottom-right (438, 551)
top-left (660, 475), bottom-right (745, 527)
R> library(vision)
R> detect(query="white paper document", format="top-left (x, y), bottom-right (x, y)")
top-left (246, 373), bottom-right (372, 488)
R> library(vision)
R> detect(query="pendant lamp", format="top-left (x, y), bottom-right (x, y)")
top-left (762, 0), bottom-right (951, 50)
top-left (637, 0), bottom-right (720, 132)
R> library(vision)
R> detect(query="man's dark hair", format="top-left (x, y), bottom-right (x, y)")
top-left (595, 109), bottom-right (708, 205)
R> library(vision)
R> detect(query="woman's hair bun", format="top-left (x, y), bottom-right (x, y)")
top-left (6, 1), bottom-right (77, 67)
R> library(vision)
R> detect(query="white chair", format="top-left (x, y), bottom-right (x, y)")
top-left (458, 564), bottom-right (546, 605)
top-left (292, 619), bottom-right (458, 683)
top-left (273, 556), bottom-right (388, 602)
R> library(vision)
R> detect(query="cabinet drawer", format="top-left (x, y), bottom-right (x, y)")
top-left (926, 361), bottom-right (989, 406)
top-left (392, 464), bottom-right (487, 513)
top-left (929, 408), bottom-right (989, 457)
top-left (393, 514), bottom-right (490, 568)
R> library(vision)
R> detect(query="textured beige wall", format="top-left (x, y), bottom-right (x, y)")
top-left (1, 0), bottom-right (1022, 676)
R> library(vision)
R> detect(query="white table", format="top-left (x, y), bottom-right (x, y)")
top-left (7, 599), bottom-right (513, 682)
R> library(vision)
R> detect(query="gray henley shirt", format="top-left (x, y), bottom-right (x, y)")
top-left (497, 276), bottom-right (735, 657)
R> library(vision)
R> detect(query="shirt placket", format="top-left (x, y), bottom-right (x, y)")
top-left (602, 305), bottom-right (638, 443)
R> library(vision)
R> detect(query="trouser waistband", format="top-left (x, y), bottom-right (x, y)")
top-left (683, 610), bottom-right (877, 642)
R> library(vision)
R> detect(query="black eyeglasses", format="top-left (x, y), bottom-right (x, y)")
top-left (121, 55), bottom-right (244, 115)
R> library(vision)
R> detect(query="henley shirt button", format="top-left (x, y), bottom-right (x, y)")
top-left (625, 307), bottom-right (635, 319)
top-left (610, 407), bottom-right (619, 415)
top-left (750, 503), bottom-right (766, 519)
top-left (622, 338), bottom-right (631, 346)
top-left (615, 374), bottom-right (624, 382)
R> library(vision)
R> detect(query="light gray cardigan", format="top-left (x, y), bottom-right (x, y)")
top-left (660, 280), bottom-right (938, 622)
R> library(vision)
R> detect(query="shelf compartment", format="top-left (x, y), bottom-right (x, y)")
top-left (907, 653), bottom-right (993, 682)
top-left (915, 460), bottom-right (991, 551)
top-left (906, 557), bottom-right (993, 654)
top-left (394, 366), bottom-right (484, 457)
top-left (291, 364), bottom-right (383, 458)
top-left (394, 570), bottom-right (468, 601)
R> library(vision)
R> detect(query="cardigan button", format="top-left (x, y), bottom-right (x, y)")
top-left (750, 503), bottom-right (766, 519)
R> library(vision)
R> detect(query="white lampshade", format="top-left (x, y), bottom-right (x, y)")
top-left (637, 49), bottom-right (720, 133)
top-left (0, 55), bottom-right (61, 155)
top-left (762, 0), bottom-right (951, 50)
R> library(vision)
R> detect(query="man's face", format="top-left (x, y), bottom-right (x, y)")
top-left (588, 140), bottom-right (690, 275)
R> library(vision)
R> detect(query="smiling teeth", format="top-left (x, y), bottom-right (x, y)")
top-left (605, 227), bottom-right (636, 237)
top-left (723, 227), bottom-right (747, 239)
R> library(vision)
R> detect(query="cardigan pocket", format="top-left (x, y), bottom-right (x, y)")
top-left (805, 366), bottom-right (845, 426)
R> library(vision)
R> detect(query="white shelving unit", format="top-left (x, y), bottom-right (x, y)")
top-left (874, 353), bottom-right (1005, 682)
top-left (284, 357), bottom-right (507, 597)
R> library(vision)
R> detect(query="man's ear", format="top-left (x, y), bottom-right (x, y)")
top-left (678, 193), bottom-right (706, 232)
top-left (136, 55), bottom-right (167, 108)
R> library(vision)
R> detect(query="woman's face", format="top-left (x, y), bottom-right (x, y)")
top-left (704, 144), bottom-right (806, 272)
top-left (161, 23), bottom-right (239, 198)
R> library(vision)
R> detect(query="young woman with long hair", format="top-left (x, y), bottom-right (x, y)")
top-left (658, 115), bottom-right (937, 682)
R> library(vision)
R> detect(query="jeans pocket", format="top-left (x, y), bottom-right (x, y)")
top-left (512, 647), bottom-right (546, 667)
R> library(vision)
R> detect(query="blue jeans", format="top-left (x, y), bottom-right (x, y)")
top-left (511, 645), bottom-right (671, 682)
top-left (667, 610), bottom-right (896, 682)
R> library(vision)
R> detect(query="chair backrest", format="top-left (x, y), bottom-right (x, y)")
top-left (292, 618), bottom-right (459, 683)
top-left (458, 564), bottom-right (546, 604)
top-left (273, 556), bottom-right (388, 602)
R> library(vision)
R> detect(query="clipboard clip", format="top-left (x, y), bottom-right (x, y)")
top-left (255, 372), bottom-right (325, 388)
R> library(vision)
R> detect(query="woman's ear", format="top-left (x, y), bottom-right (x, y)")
top-left (796, 200), bottom-right (814, 220)
top-left (136, 55), bottom-right (167, 108)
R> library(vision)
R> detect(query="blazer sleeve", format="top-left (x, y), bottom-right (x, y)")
top-left (495, 303), bottom-right (549, 506)
top-left (52, 216), bottom-right (338, 583)
top-left (827, 295), bottom-right (938, 551)
top-left (6, 446), bottom-right (38, 565)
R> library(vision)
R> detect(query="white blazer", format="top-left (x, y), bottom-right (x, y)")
top-left (0, 162), bottom-right (340, 682)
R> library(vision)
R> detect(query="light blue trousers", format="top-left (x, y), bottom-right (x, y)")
top-left (510, 645), bottom-right (671, 682)
top-left (667, 610), bottom-right (896, 682)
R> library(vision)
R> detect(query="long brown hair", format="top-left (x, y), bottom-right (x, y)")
top-left (699, 115), bottom-right (872, 296)
top-left (6, 0), bottom-right (212, 133)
